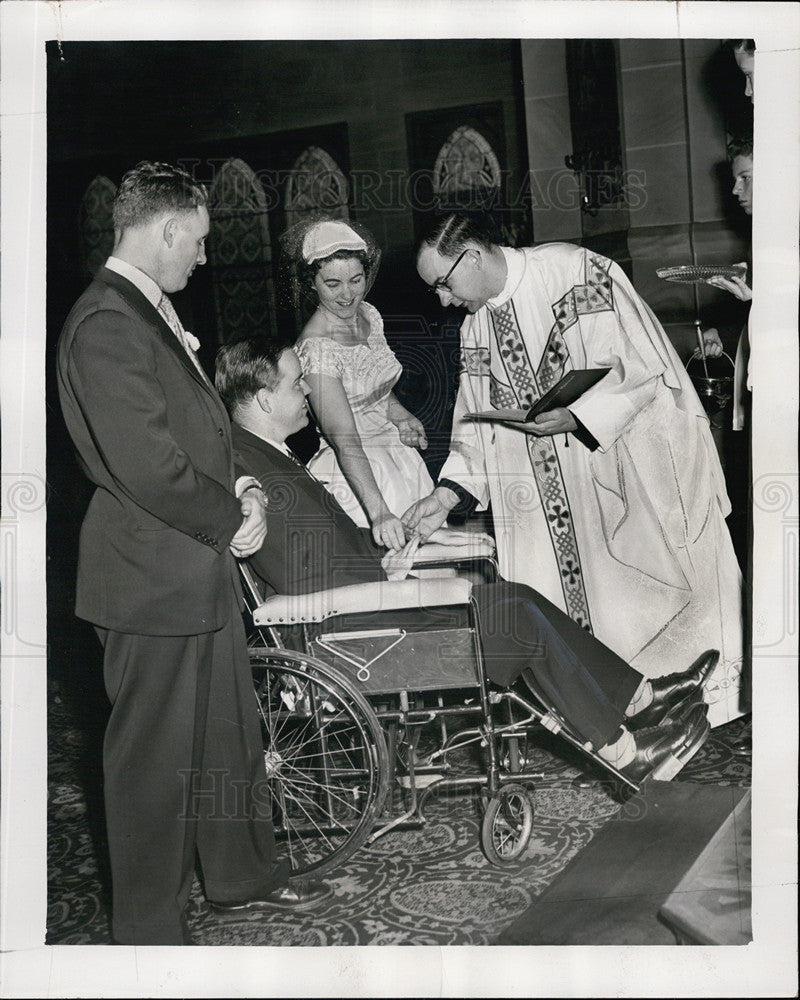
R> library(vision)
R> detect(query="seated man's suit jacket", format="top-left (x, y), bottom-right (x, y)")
top-left (58, 267), bottom-right (243, 635)
top-left (231, 422), bottom-right (639, 750)
top-left (231, 423), bottom-right (386, 596)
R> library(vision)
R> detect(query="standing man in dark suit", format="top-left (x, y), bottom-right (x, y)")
top-left (215, 337), bottom-right (715, 787)
top-left (57, 162), bottom-right (329, 946)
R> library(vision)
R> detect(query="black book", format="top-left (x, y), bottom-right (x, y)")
top-left (464, 367), bottom-right (612, 423)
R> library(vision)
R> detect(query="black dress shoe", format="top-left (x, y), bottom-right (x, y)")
top-left (210, 879), bottom-right (333, 914)
top-left (619, 702), bottom-right (710, 784)
top-left (627, 649), bottom-right (719, 729)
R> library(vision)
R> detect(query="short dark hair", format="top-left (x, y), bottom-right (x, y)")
top-left (416, 212), bottom-right (499, 261)
top-left (214, 337), bottom-right (289, 415)
top-left (727, 135), bottom-right (754, 162)
top-left (726, 39), bottom-right (756, 54)
top-left (278, 214), bottom-right (381, 313)
top-left (113, 161), bottom-right (208, 232)
top-left (298, 248), bottom-right (372, 298)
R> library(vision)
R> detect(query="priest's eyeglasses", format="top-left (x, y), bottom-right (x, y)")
top-left (429, 248), bottom-right (472, 294)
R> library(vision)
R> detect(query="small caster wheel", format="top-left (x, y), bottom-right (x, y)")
top-left (481, 783), bottom-right (534, 867)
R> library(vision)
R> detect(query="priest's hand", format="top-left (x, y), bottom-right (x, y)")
top-left (402, 487), bottom-right (456, 541)
top-left (504, 406), bottom-right (577, 436)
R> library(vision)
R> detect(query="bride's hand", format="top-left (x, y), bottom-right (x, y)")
top-left (395, 415), bottom-right (428, 450)
top-left (372, 511), bottom-right (406, 550)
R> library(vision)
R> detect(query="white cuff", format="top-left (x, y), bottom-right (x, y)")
top-left (235, 475), bottom-right (262, 498)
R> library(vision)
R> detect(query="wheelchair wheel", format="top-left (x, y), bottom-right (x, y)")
top-left (250, 647), bottom-right (389, 877)
top-left (481, 783), bottom-right (534, 867)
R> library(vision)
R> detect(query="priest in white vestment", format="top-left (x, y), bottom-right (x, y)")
top-left (407, 214), bottom-right (743, 728)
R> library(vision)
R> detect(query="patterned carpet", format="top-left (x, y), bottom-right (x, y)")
top-left (46, 679), bottom-right (751, 947)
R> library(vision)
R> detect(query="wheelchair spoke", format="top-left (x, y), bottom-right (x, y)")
top-left (261, 715), bottom-right (375, 779)
top-left (275, 776), bottom-right (363, 838)
top-left (269, 750), bottom-right (376, 820)
top-left (251, 651), bottom-right (389, 876)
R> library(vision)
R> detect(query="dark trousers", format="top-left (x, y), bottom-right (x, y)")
top-left (97, 590), bottom-right (287, 945)
top-left (319, 580), bottom-right (642, 752)
top-left (472, 582), bottom-right (642, 750)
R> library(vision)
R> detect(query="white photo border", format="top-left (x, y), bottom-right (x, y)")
top-left (1, 1), bottom-right (797, 996)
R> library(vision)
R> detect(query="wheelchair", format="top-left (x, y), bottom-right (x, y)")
top-left (240, 540), bottom-right (639, 877)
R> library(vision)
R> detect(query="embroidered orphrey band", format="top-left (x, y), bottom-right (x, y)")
top-left (489, 299), bottom-right (594, 632)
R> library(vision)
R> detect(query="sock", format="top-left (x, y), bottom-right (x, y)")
top-left (624, 679), bottom-right (653, 716)
top-left (597, 725), bottom-right (636, 768)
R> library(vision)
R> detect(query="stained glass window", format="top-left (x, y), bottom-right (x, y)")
top-left (564, 40), bottom-right (625, 215)
top-left (207, 157), bottom-right (277, 344)
top-left (285, 146), bottom-right (349, 228)
top-left (433, 126), bottom-right (502, 197)
top-left (78, 175), bottom-right (117, 279)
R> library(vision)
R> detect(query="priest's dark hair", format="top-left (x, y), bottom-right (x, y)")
top-left (416, 211), bottom-right (502, 260)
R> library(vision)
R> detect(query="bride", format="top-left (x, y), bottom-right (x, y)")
top-left (283, 216), bottom-right (434, 549)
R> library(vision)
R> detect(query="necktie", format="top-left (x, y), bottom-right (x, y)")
top-left (286, 447), bottom-right (321, 483)
top-left (158, 294), bottom-right (209, 383)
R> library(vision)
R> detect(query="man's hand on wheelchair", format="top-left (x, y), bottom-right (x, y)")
top-left (402, 487), bottom-right (458, 541)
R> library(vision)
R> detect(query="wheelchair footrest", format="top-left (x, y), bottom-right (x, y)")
top-left (397, 773), bottom-right (445, 789)
top-left (650, 752), bottom-right (684, 782)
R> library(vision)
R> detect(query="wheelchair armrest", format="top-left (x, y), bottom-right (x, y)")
top-left (252, 577), bottom-right (473, 626)
top-left (412, 539), bottom-right (495, 565)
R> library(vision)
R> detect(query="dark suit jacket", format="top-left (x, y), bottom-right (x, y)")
top-left (231, 424), bottom-right (386, 595)
top-left (57, 266), bottom-right (243, 635)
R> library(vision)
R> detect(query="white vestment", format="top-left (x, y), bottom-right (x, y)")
top-left (440, 244), bottom-right (743, 727)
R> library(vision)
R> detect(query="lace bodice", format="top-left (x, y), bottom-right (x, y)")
top-left (294, 300), bottom-right (434, 525)
top-left (294, 302), bottom-right (402, 410)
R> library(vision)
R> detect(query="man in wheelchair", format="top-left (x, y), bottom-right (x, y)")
top-left (216, 337), bottom-right (715, 785)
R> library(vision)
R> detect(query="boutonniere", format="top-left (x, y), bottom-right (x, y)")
top-left (185, 331), bottom-right (201, 352)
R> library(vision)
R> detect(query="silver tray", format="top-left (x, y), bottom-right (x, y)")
top-left (656, 263), bottom-right (748, 284)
